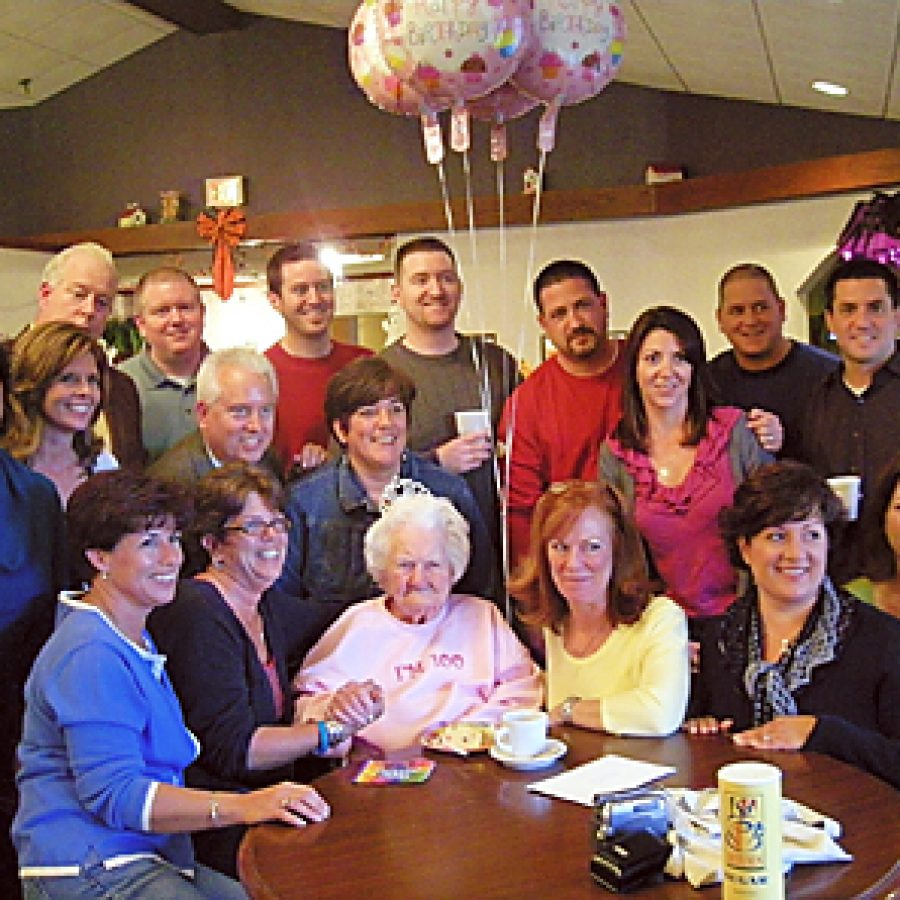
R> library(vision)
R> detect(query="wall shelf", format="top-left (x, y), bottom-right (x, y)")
top-left (4, 147), bottom-right (898, 256)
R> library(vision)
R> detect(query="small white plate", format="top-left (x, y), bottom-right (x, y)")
top-left (489, 738), bottom-right (568, 771)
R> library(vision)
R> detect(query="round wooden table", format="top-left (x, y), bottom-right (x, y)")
top-left (238, 729), bottom-right (899, 899)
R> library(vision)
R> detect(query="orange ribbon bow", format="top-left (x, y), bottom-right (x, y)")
top-left (196, 208), bottom-right (246, 300)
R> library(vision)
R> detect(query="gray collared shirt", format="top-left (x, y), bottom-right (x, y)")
top-left (118, 347), bottom-right (203, 463)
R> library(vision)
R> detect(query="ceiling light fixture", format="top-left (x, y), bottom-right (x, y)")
top-left (811, 80), bottom-right (848, 97)
top-left (318, 247), bottom-right (386, 277)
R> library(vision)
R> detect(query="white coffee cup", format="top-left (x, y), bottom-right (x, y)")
top-left (455, 409), bottom-right (490, 436)
top-left (827, 475), bottom-right (862, 521)
top-left (495, 710), bottom-right (548, 758)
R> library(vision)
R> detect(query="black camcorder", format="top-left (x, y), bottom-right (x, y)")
top-left (590, 790), bottom-right (671, 893)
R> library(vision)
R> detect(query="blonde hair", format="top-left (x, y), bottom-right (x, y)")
top-left (1, 322), bottom-right (105, 466)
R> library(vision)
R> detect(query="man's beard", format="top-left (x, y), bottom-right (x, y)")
top-left (565, 327), bottom-right (602, 358)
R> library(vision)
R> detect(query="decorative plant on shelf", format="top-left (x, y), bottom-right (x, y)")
top-left (102, 317), bottom-right (143, 364)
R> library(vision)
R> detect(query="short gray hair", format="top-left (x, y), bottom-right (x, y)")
top-left (196, 347), bottom-right (278, 405)
top-left (41, 242), bottom-right (116, 289)
top-left (365, 493), bottom-right (470, 587)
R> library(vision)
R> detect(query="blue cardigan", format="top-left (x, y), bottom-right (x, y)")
top-left (13, 604), bottom-right (199, 873)
top-left (276, 451), bottom-right (501, 626)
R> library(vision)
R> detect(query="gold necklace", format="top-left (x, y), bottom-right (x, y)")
top-left (564, 622), bottom-right (612, 657)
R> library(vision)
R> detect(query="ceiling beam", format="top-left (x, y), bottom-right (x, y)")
top-left (124, 0), bottom-right (255, 34)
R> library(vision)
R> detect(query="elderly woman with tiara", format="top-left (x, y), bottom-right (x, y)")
top-left (293, 490), bottom-right (542, 754)
top-left (277, 355), bottom-right (500, 631)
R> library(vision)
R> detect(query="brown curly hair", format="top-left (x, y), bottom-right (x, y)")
top-left (718, 461), bottom-right (845, 569)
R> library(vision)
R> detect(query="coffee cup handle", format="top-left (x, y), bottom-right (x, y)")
top-left (494, 727), bottom-right (513, 754)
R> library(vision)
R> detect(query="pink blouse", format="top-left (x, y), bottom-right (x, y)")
top-left (607, 407), bottom-right (742, 617)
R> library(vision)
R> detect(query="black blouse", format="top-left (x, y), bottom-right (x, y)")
top-left (689, 589), bottom-right (900, 789)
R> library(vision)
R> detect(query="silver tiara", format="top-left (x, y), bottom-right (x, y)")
top-left (379, 477), bottom-right (433, 513)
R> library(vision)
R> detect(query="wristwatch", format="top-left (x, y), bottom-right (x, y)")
top-left (316, 720), bottom-right (348, 754)
top-left (560, 696), bottom-right (581, 725)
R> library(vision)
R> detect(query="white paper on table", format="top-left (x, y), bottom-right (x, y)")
top-left (527, 754), bottom-right (676, 807)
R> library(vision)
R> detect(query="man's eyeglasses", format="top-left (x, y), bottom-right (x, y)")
top-left (223, 516), bottom-right (290, 538)
top-left (64, 284), bottom-right (114, 312)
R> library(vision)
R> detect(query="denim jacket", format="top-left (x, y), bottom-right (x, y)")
top-left (276, 452), bottom-right (500, 629)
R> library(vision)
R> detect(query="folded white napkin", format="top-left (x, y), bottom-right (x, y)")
top-left (663, 788), bottom-right (852, 889)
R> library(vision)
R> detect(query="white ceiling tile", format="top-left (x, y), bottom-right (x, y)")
top-left (617, 2), bottom-right (685, 92)
top-left (888, 50), bottom-right (900, 119)
top-left (0, 90), bottom-right (26, 108)
top-left (98, 0), bottom-right (174, 31)
top-left (33, 2), bottom-right (145, 56)
top-left (0, 33), bottom-right (56, 91)
top-left (759, 0), bottom-right (899, 118)
top-left (307, 0), bottom-right (359, 27)
top-left (227, 0), bottom-right (357, 27)
top-left (77, 18), bottom-right (170, 68)
top-left (0, 0), bottom-right (893, 118)
top-left (26, 57), bottom-right (96, 103)
top-left (628, 0), bottom-right (777, 102)
top-left (0, 0), bottom-right (89, 37)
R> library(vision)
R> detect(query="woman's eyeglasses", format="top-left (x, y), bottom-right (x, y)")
top-left (223, 516), bottom-right (290, 538)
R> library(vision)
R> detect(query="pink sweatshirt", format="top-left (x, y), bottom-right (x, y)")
top-left (294, 595), bottom-right (543, 752)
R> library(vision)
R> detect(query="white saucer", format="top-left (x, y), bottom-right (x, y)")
top-left (489, 738), bottom-right (567, 771)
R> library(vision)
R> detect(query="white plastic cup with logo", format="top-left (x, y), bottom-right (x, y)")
top-left (718, 762), bottom-right (784, 899)
top-left (455, 409), bottom-right (490, 436)
top-left (494, 710), bottom-right (548, 758)
top-left (827, 475), bottom-right (862, 521)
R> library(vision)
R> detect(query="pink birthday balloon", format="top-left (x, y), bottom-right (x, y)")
top-left (349, 1), bottom-right (435, 116)
top-left (513, 0), bottom-right (626, 106)
top-left (377, 0), bottom-right (533, 108)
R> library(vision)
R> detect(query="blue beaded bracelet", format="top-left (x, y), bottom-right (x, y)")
top-left (316, 721), bottom-right (329, 755)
